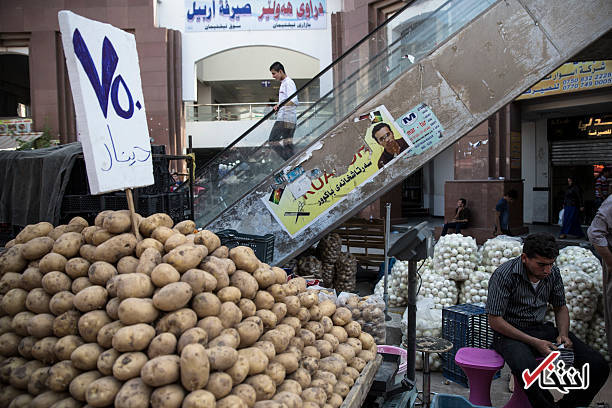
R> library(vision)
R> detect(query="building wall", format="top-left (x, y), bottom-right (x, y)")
top-left (0, 0), bottom-right (182, 154)
top-left (157, 0), bottom-right (342, 102)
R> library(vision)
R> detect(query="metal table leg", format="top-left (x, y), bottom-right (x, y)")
top-left (422, 351), bottom-right (431, 407)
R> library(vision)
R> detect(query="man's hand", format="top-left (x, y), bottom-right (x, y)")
top-left (532, 338), bottom-right (557, 356)
top-left (273, 104), bottom-right (279, 112)
top-left (556, 334), bottom-right (573, 349)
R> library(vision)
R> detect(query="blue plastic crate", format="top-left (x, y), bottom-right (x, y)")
top-left (441, 304), bottom-right (498, 387)
top-left (430, 394), bottom-right (488, 408)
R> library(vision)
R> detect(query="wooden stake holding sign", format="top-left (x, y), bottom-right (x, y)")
top-left (58, 11), bottom-right (154, 239)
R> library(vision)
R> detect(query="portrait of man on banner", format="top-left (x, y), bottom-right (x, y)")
top-left (362, 108), bottom-right (410, 170)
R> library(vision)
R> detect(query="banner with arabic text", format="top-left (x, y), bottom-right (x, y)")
top-left (517, 61), bottom-right (612, 100)
top-left (185, 0), bottom-right (326, 31)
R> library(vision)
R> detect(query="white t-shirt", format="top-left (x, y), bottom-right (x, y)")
top-left (277, 76), bottom-right (298, 124)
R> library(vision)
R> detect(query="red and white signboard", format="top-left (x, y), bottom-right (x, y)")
top-left (58, 11), bottom-right (154, 194)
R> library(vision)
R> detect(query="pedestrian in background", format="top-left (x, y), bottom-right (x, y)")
top-left (587, 195), bottom-right (612, 360)
top-left (595, 167), bottom-right (610, 210)
top-left (560, 177), bottom-right (584, 239)
top-left (267, 61), bottom-right (298, 161)
top-left (494, 190), bottom-right (517, 236)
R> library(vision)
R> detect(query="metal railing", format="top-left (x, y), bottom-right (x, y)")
top-left (186, 102), bottom-right (315, 121)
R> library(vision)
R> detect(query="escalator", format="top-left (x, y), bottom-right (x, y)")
top-left (192, 0), bottom-right (612, 265)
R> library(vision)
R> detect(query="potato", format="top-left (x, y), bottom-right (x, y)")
top-left (12, 311), bottom-right (34, 336)
top-left (358, 349), bottom-right (375, 362)
top-left (350, 356), bottom-right (367, 372)
top-left (71, 285), bottom-right (106, 312)
top-left (276, 324), bottom-right (296, 340)
top-left (202, 265), bottom-right (230, 291)
top-left (229, 247), bottom-right (260, 273)
top-left (217, 395), bottom-right (248, 408)
top-left (94, 233), bottom-right (137, 263)
top-left (22, 236), bottom-right (54, 261)
top-left (271, 267), bottom-right (287, 284)
top-left (204, 345), bottom-right (236, 370)
top-left (135, 247), bottom-right (161, 276)
top-left (87, 261), bottom-right (116, 286)
top-left (319, 300), bottom-right (336, 317)
top-left (21, 267), bottom-right (43, 290)
top-left (301, 387), bottom-right (327, 406)
top-left (95, 320), bottom-right (123, 349)
top-left (211, 245), bottom-right (229, 258)
top-left (236, 346), bottom-right (267, 375)
top-left (163, 245), bottom-right (207, 273)
top-left (153, 282), bottom-right (193, 311)
top-left (327, 326), bottom-right (346, 343)
top-left (181, 268), bottom-right (217, 294)
top-left (148, 332), bottom-right (177, 358)
top-left (296, 307), bottom-right (310, 323)
top-left (116, 273), bottom-right (154, 299)
top-left (118, 298), bottom-right (158, 325)
top-left (273, 391), bottom-right (303, 408)
top-left (17, 335), bottom-right (36, 359)
top-left (269, 303), bottom-right (287, 323)
top-left (253, 340), bottom-right (276, 361)
top-left (175, 327), bottom-right (207, 353)
top-left (69, 371), bottom-right (102, 401)
top-left (151, 226), bottom-right (175, 244)
top-left (218, 301), bottom-right (242, 329)
top-left (246, 374), bottom-right (276, 401)
top-left (338, 373), bottom-right (354, 387)
top-left (253, 401), bottom-right (287, 408)
top-left (46, 360), bottom-right (81, 391)
top-left (116, 256), bottom-right (138, 274)
top-left (52, 310), bottom-right (80, 337)
top-left (151, 263), bottom-right (180, 287)
top-left (300, 356), bottom-right (319, 374)
top-left (197, 316), bottom-right (223, 340)
top-left (140, 213), bottom-right (174, 237)
top-left (230, 271), bottom-right (259, 299)
top-left (71, 343), bottom-right (104, 370)
top-left (140, 354), bottom-right (181, 387)
top-left (345, 321), bottom-right (361, 337)
top-left (236, 299), bottom-right (256, 318)
top-left (0, 356), bottom-right (24, 384)
top-left (0, 245), bottom-right (27, 275)
top-left (86, 376), bottom-right (122, 407)
top-left (164, 233), bottom-right (187, 252)
top-left (273, 352), bottom-right (299, 374)
top-left (320, 316), bottom-right (333, 333)
top-left (9, 359), bottom-right (43, 389)
top-left (9, 394), bottom-right (33, 408)
top-left (220, 353), bottom-right (247, 385)
top-left (191, 229), bottom-right (218, 250)
top-left (252, 291), bottom-right (273, 311)
top-left (179, 343), bottom-right (210, 391)
top-left (52, 232), bottom-right (83, 258)
top-left (102, 210), bottom-right (132, 234)
top-left (15, 222), bottom-right (53, 244)
top-left (2, 288), bottom-right (27, 316)
top-left (111, 351), bottom-right (148, 380)
top-left (114, 377), bottom-right (151, 408)
top-left (250, 268), bottom-right (274, 290)
top-left (31, 390), bottom-right (70, 408)
top-left (216, 286), bottom-right (239, 304)
top-left (289, 366), bottom-right (311, 389)
top-left (41, 271), bottom-right (72, 294)
top-left (318, 356), bottom-right (345, 377)
top-left (231, 383), bottom-right (257, 408)
top-left (62, 258), bottom-right (89, 280)
top-left (112, 323), bottom-right (156, 352)
top-left (312, 370), bottom-right (337, 386)
top-left (105, 297), bottom-right (120, 320)
top-left (54, 334), bottom-right (83, 361)
top-left (235, 320), bottom-right (262, 348)
top-left (78, 310), bottom-right (111, 342)
top-left (156, 308), bottom-right (197, 337)
top-left (38, 252), bottom-right (67, 274)
top-left (304, 321), bottom-right (324, 339)
top-left (31, 337), bottom-right (58, 364)
top-left (256, 309), bottom-right (278, 330)
top-left (151, 384), bottom-right (185, 408)
top-left (182, 390), bottom-right (216, 408)
top-left (343, 366), bottom-right (360, 381)
top-left (267, 284), bottom-right (286, 302)
top-left (81, 226), bottom-right (98, 245)
top-left (79, 244), bottom-right (97, 263)
top-left (97, 348), bottom-right (120, 376)
top-left (71, 276), bottom-right (92, 293)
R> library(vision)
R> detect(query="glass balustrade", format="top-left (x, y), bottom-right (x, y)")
top-left (192, 0), bottom-right (496, 226)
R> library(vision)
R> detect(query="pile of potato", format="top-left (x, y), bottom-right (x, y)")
top-left (0, 210), bottom-right (377, 408)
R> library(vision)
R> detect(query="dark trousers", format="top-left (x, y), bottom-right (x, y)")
top-left (441, 222), bottom-right (467, 236)
top-left (493, 323), bottom-right (609, 408)
top-left (268, 121), bottom-right (296, 161)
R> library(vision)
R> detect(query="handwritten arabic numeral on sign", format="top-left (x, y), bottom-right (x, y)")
top-left (72, 29), bottom-right (137, 120)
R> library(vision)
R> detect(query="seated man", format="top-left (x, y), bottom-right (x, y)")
top-left (441, 198), bottom-right (470, 236)
top-left (487, 233), bottom-right (609, 408)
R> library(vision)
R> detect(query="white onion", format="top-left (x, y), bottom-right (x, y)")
top-left (434, 234), bottom-right (478, 282)
top-left (586, 312), bottom-right (610, 362)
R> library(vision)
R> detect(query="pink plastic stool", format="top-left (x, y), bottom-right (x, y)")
top-left (503, 374), bottom-right (532, 408)
top-left (455, 348), bottom-right (505, 407)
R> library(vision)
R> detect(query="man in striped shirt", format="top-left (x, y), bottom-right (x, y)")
top-left (487, 233), bottom-right (609, 407)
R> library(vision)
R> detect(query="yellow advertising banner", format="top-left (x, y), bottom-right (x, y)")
top-left (517, 60), bottom-right (612, 100)
top-left (263, 106), bottom-right (408, 236)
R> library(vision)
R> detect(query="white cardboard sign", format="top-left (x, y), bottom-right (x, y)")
top-left (58, 11), bottom-right (154, 194)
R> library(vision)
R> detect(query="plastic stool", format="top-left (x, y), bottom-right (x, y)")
top-left (503, 374), bottom-right (532, 408)
top-left (455, 348), bottom-right (505, 407)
